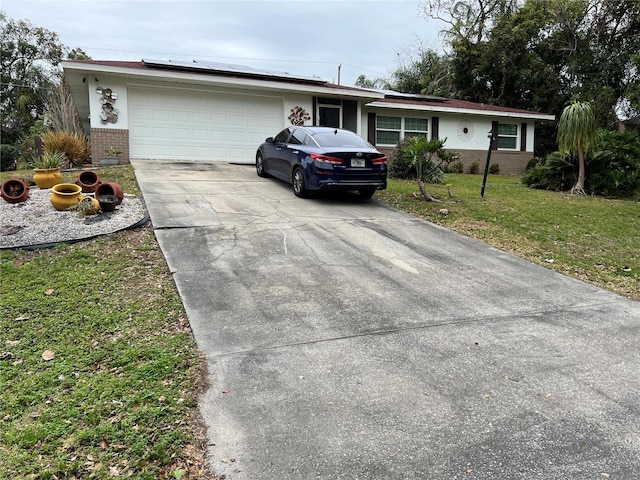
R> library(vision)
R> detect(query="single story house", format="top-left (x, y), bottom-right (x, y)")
top-left (62, 59), bottom-right (555, 174)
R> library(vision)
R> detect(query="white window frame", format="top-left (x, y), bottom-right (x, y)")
top-left (497, 123), bottom-right (518, 150)
top-left (376, 115), bottom-right (429, 146)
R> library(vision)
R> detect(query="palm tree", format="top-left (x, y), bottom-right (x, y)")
top-left (557, 100), bottom-right (598, 195)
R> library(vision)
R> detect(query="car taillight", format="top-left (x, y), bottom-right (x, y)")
top-left (310, 153), bottom-right (343, 165)
top-left (371, 156), bottom-right (387, 165)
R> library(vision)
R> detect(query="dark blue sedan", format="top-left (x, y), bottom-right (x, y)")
top-left (256, 126), bottom-right (387, 198)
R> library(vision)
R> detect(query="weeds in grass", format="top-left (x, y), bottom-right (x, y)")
top-left (0, 226), bottom-right (213, 478)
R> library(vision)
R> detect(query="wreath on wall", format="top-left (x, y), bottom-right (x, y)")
top-left (288, 106), bottom-right (310, 126)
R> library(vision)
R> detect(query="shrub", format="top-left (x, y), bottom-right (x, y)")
top-left (523, 130), bottom-right (640, 199)
top-left (489, 163), bottom-right (500, 174)
top-left (41, 130), bottom-right (90, 167)
top-left (469, 161), bottom-right (479, 174)
top-left (526, 157), bottom-right (544, 171)
top-left (389, 138), bottom-right (417, 179)
top-left (446, 161), bottom-right (464, 173)
top-left (1, 144), bottom-right (20, 171)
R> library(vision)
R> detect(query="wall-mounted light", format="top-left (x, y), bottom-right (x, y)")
top-left (82, 77), bottom-right (86, 83)
top-left (95, 78), bottom-right (99, 82)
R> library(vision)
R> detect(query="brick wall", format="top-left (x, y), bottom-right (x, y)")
top-left (383, 146), bottom-right (534, 176)
top-left (90, 128), bottom-right (129, 164)
top-left (454, 150), bottom-right (534, 175)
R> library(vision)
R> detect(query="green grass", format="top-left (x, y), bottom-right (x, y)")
top-left (1, 166), bottom-right (212, 479)
top-left (377, 174), bottom-right (640, 300)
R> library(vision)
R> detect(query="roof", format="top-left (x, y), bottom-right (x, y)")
top-left (368, 94), bottom-right (556, 120)
top-left (62, 59), bottom-right (555, 122)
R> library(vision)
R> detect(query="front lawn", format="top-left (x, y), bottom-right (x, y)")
top-left (0, 166), bottom-right (215, 479)
top-left (377, 174), bottom-right (640, 300)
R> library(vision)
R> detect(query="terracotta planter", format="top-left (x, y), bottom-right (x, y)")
top-left (75, 170), bottom-right (101, 193)
top-left (33, 168), bottom-right (62, 189)
top-left (1, 179), bottom-right (30, 204)
top-left (98, 194), bottom-right (118, 212)
top-left (94, 182), bottom-right (124, 205)
top-left (78, 196), bottom-right (100, 215)
top-left (50, 183), bottom-right (83, 211)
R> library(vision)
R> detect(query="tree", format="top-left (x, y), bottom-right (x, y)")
top-left (354, 74), bottom-right (388, 89)
top-left (420, 0), bottom-right (522, 45)
top-left (420, 0), bottom-right (640, 127)
top-left (557, 100), bottom-right (597, 195)
top-left (0, 12), bottom-right (88, 145)
top-left (388, 47), bottom-right (453, 96)
top-left (403, 136), bottom-right (457, 201)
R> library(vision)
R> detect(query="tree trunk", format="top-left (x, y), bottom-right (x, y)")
top-left (571, 148), bottom-right (586, 195)
top-left (418, 180), bottom-right (442, 202)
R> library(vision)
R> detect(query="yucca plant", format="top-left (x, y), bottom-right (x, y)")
top-left (41, 130), bottom-right (91, 167)
top-left (34, 151), bottom-right (66, 169)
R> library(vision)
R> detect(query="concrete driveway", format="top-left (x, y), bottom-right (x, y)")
top-left (132, 160), bottom-right (640, 479)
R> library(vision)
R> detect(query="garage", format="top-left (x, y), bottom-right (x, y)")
top-left (128, 86), bottom-right (283, 163)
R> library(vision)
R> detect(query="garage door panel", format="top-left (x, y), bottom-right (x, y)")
top-left (129, 87), bottom-right (283, 162)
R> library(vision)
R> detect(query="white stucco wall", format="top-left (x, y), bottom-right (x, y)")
top-left (362, 109), bottom-right (537, 152)
top-left (283, 95), bottom-right (314, 128)
top-left (88, 77), bottom-right (129, 129)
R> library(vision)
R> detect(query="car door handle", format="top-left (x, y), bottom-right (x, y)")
top-left (292, 150), bottom-right (299, 154)
top-left (276, 147), bottom-right (282, 151)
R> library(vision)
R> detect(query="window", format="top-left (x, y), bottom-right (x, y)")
top-left (376, 116), bottom-right (401, 145)
top-left (274, 128), bottom-right (292, 144)
top-left (290, 129), bottom-right (309, 145)
top-left (404, 118), bottom-right (428, 138)
top-left (318, 97), bottom-right (342, 128)
top-left (375, 116), bottom-right (428, 145)
top-left (497, 123), bottom-right (518, 149)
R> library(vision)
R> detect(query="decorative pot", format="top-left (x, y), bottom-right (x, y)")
top-left (75, 170), bottom-right (101, 193)
top-left (50, 183), bottom-right (83, 211)
top-left (99, 157), bottom-right (119, 167)
top-left (78, 196), bottom-right (100, 215)
top-left (97, 194), bottom-right (118, 212)
top-left (1, 179), bottom-right (30, 204)
top-left (33, 168), bottom-right (62, 189)
top-left (94, 182), bottom-right (124, 205)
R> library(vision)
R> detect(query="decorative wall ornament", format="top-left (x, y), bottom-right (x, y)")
top-left (96, 87), bottom-right (119, 124)
top-left (457, 120), bottom-right (475, 142)
top-left (288, 106), bottom-right (311, 126)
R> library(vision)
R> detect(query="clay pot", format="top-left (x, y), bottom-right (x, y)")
top-left (1, 179), bottom-right (30, 204)
top-left (97, 194), bottom-right (118, 212)
top-left (50, 183), bottom-right (83, 211)
top-left (33, 168), bottom-right (62, 189)
top-left (78, 196), bottom-right (100, 215)
top-left (94, 182), bottom-right (123, 205)
top-left (75, 170), bottom-right (101, 193)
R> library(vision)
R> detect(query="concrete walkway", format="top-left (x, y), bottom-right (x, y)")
top-left (132, 159), bottom-right (640, 479)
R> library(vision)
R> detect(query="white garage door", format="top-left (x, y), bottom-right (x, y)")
top-left (128, 87), bottom-right (283, 163)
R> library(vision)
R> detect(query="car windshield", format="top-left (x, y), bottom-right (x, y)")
top-left (312, 131), bottom-right (372, 149)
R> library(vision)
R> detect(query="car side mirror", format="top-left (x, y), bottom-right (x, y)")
top-left (265, 137), bottom-right (274, 143)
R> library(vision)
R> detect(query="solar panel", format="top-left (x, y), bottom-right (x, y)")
top-left (142, 58), bottom-right (326, 84)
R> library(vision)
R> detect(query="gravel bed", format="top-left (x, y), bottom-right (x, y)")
top-left (0, 187), bottom-right (148, 249)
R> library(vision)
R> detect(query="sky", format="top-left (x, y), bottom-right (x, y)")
top-left (2, 0), bottom-right (445, 86)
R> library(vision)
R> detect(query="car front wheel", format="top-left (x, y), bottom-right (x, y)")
top-left (292, 167), bottom-right (308, 198)
top-left (256, 152), bottom-right (268, 178)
